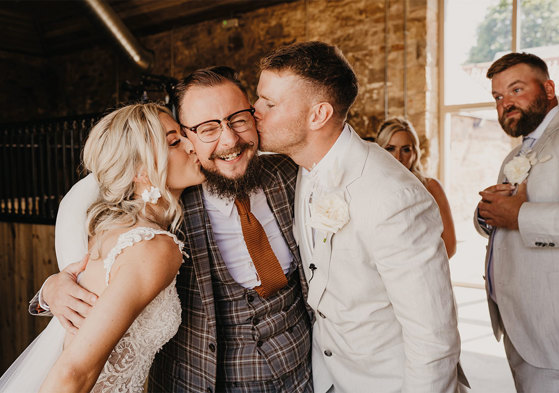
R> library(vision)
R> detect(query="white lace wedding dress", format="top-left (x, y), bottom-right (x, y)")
top-left (0, 226), bottom-right (183, 393)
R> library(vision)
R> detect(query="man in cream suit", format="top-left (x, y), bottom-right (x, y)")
top-left (255, 41), bottom-right (462, 393)
top-left (476, 52), bottom-right (559, 392)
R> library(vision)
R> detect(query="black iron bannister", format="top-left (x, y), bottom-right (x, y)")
top-left (0, 114), bottom-right (100, 224)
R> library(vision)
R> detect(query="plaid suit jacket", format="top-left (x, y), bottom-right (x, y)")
top-left (148, 154), bottom-right (312, 393)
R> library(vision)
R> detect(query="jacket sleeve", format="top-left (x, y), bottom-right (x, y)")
top-left (373, 184), bottom-right (460, 393)
top-left (518, 202), bottom-right (559, 248)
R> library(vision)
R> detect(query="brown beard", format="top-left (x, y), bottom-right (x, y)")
top-left (201, 148), bottom-right (263, 200)
top-left (499, 87), bottom-right (549, 137)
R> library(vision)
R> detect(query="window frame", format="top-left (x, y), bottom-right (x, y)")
top-left (438, 0), bottom-right (520, 184)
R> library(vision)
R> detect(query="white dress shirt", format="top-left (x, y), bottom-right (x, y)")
top-left (202, 184), bottom-right (293, 288)
top-left (298, 124), bottom-right (351, 251)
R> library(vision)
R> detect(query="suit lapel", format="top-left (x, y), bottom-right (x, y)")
top-left (530, 109), bottom-right (559, 157)
top-left (260, 156), bottom-right (310, 303)
top-left (305, 126), bottom-right (369, 309)
top-left (181, 185), bottom-right (217, 334)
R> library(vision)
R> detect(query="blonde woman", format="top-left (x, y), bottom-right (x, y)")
top-left (377, 117), bottom-right (457, 258)
top-left (0, 103), bottom-right (204, 392)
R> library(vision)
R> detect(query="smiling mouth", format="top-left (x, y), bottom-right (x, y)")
top-left (219, 151), bottom-right (241, 161)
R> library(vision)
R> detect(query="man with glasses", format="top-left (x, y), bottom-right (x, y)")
top-left (35, 66), bottom-right (313, 393)
top-left (154, 66), bottom-right (313, 392)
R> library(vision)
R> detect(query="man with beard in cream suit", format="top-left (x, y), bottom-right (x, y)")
top-left (254, 40), bottom-right (463, 393)
top-left (476, 52), bottom-right (559, 392)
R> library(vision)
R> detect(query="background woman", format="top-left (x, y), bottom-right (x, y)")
top-left (376, 117), bottom-right (457, 258)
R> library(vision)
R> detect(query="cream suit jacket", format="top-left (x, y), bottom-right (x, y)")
top-left (475, 109), bottom-right (559, 370)
top-left (293, 127), bottom-right (461, 393)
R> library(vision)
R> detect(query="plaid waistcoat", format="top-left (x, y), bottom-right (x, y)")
top-left (211, 252), bottom-right (311, 383)
top-left (148, 154), bottom-right (312, 393)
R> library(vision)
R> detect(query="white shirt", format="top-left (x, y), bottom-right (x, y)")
top-left (298, 124), bottom-right (351, 250)
top-left (525, 104), bottom-right (559, 141)
top-left (202, 184), bottom-right (293, 288)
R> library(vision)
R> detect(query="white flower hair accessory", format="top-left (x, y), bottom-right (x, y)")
top-left (503, 151), bottom-right (552, 185)
top-left (141, 186), bottom-right (161, 204)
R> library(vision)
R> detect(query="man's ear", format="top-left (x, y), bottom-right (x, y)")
top-left (544, 79), bottom-right (555, 100)
top-left (309, 102), bottom-right (334, 130)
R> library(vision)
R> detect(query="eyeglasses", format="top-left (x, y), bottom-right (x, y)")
top-left (179, 108), bottom-right (255, 143)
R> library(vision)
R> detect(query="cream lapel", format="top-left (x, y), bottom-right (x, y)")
top-left (529, 109), bottom-right (559, 158)
top-left (305, 126), bottom-right (369, 310)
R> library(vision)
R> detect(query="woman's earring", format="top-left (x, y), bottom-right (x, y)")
top-left (141, 186), bottom-right (161, 204)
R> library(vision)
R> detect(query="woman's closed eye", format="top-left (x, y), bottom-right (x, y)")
top-left (168, 138), bottom-right (180, 147)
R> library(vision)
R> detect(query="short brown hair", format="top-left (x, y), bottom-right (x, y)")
top-left (174, 66), bottom-right (248, 120)
top-left (260, 41), bottom-right (358, 121)
top-left (486, 52), bottom-right (550, 80)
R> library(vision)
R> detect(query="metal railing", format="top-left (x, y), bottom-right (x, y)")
top-left (0, 114), bottom-right (100, 224)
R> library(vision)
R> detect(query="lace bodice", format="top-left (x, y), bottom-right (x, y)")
top-left (91, 227), bottom-right (184, 393)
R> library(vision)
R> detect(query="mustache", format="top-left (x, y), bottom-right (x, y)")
top-left (209, 141), bottom-right (255, 160)
top-left (504, 105), bottom-right (520, 115)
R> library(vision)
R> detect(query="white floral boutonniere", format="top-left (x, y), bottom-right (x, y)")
top-left (308, 191), bottom-right (349, 235)
top-left (307, 159), bottom-right (350, 241)
top-left (503, 151), bottom-right (552, 185)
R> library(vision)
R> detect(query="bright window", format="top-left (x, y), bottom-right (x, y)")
top-left (441, 0), bottom-right (559, 286)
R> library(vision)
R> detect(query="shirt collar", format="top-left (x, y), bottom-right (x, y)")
top-left (525, 104), bottom-right (559, 141)
top-left (202, 183), bottom-right (236, 217)
top-left (302, 123), bottom-right (352, 181)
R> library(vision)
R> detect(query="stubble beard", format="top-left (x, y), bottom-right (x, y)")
top-left (499, 88), bottom-right (549, 137)
top-left (257, 121), bottom-right (307, 158)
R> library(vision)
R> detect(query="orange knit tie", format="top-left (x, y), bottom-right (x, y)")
top-left (234, 197), bottom-right (288, 298)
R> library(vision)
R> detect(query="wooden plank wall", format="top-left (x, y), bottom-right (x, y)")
top-left (0, 222), bottom-right (58, 374)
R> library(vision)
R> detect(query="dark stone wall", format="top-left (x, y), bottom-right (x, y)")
top-left (0, 0), bottom-right (438, 163)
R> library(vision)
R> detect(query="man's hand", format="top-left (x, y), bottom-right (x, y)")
top-left (42, 255), bottom-right (97, 334)
top-left (478, 182), bottom-right (527, 230)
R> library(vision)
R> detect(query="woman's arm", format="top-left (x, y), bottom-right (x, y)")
top-left (39, 234), bottom-right (182, 393)
top-left (426, 178), bottom-right (457, 259)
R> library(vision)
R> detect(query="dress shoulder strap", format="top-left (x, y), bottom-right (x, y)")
top-left (103, 227), bottom-right (186, 286)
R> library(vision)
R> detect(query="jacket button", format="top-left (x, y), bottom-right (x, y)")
top-left (257, 340), bottom-right (264, 347)
top-left (252, 317), bottom-right (260, 325)
top-left (535, 242), bottom-right (543, 247)
top-left (550, 243), bottom-right (556, 247)
top-left (247, 294), bottom-right (254, 303)
top-left (324, 349), bottom-right (332, 357)
top-left (209, 343), bottom-right (216, 352)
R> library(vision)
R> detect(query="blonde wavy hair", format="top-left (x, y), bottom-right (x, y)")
top-left (83, 103), bottom-right (183, 240)
top-left (376, 117), bottom-right (426, 185)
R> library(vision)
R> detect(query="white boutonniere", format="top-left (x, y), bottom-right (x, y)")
top-left (307, 159), bottom-right (349, 241)
top-left (308, 190), bottom-right (350, 236)
top-left (503, 151), bottom-right (552, 185)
